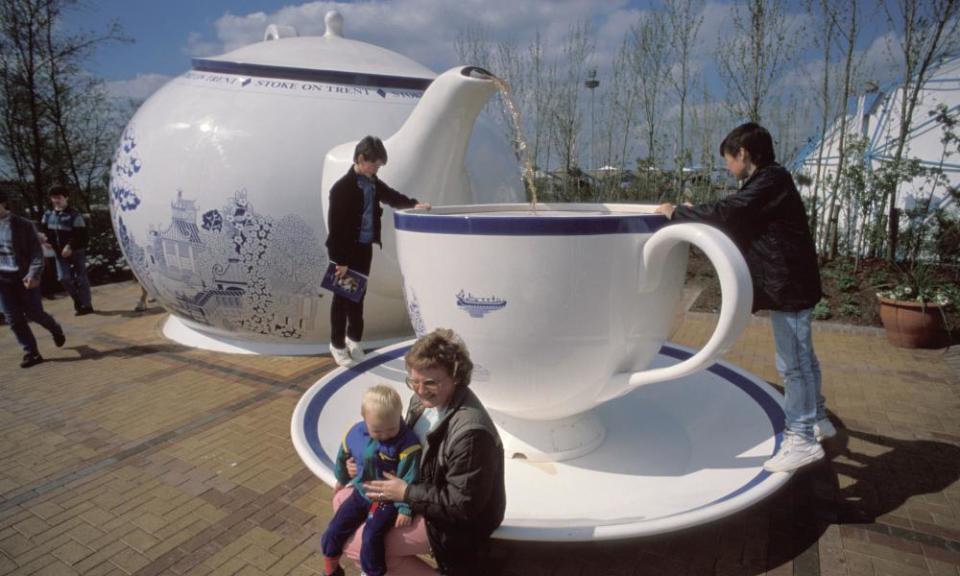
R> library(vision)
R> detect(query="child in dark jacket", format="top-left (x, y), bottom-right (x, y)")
top-left (656, 122), bottom-right (835, 473)
top-left (321, 384), bottom-right (421, 576)
top-left (325, 135), bottom-right (430, 367)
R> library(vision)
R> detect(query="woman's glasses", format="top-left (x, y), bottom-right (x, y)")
top-left (405, 376), bottom-right (441, 392)
top-left (405, 361), bottom-right (458, 393)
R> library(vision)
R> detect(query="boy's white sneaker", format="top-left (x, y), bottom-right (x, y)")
top-left (329, 344), bottom-right (355, 367)
top-left (763, 433), bottom-right (824, 473)
top-left (345, 338), bottom-right (366, 362)
top-left (814, 417), bottom-right (837, 442)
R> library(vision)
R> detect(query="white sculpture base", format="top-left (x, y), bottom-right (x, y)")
top-left (492, 410), bottom-right (607, 462)
top-left (291, 340), bottom-right (793, 541)
top-left (162, 315), bottom-right (407, 356)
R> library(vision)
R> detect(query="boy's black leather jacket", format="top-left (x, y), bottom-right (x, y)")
top-left (673, 163), bottom-right (823, 312)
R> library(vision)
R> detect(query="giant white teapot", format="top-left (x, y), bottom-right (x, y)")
top-left (108, 11), bottom-right (521, 353)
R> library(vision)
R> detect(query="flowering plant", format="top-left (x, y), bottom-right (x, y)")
top-left (875, 263), bottom-right (956, 308)
top-left (876, 284), bottom-right (952, 306)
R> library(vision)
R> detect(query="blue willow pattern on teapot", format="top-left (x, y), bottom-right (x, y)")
top-left (108, 127), bottom-right (329, 340)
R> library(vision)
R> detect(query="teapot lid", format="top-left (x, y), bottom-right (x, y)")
top-left (192, 11), bottom-right (435, 90)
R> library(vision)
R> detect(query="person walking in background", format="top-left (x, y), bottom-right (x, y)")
top-left (0, 189), bottom-right (66, 368)
top-left (325, 135), bottom-right (430, 367)
top-left (41, 185), bottom-right (94, 315)
top-left (656, 122), bottom-right (834, 473)
top-left (133, 284), bottom-right (155, 312)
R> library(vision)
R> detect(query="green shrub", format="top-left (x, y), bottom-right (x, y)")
top-left (812, 298), bottom-right (832, 320)
top-left (838, 294), bottom-right (860, 317)
top-left (84, 209), bottom-right (132, 285)
top-left (866, 269), bottom-right (889, 289)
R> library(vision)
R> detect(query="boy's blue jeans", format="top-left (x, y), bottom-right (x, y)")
top-left (770, 308), bottom-right (825, 442)
top-left (54, 249), bottom-right (92, 309)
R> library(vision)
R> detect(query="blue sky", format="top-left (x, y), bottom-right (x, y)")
top-left (66, 0), bottom-right (901, 102)
top-left (68, 1), bottom-right (295, 84)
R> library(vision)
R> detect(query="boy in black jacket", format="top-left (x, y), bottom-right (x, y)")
top-left (41, 185), bottom-right (93, 315)
top-left (656, 122), bottom-right (835, 473)
top-left (325, 136), bottom-right (430, 367)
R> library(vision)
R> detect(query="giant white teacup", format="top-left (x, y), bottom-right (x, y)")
top-left (395, 203), bottom-right (753, 461)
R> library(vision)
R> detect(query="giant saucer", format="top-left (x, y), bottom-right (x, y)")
top-left (292, 341), bottom-right (790, 540)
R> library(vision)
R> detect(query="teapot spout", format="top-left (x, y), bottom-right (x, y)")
top-left (320, 65), bottom-right (501, 215)
top-left (383, 66), bottom-right (499, 205)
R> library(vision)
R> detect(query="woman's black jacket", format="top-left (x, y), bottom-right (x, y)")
top-left (403, 386), bottom-right (506, 575)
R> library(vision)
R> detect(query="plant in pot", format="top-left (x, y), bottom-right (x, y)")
top-left (875, 264), bottom-right (955, 348)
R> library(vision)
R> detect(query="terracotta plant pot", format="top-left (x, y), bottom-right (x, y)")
top-left (877, 296), bottom-right (948, 349)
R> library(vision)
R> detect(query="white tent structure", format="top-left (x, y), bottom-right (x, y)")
top-left (791, 55), bottom-right (960, 256)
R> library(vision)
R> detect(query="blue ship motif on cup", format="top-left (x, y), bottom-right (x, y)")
top-left (456, 290), bottom-right (507, 318)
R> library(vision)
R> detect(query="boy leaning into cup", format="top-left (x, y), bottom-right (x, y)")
top-left (320, 385), bottom-right (421, 576)
top-left (656, 122), bottom-right (834, 474)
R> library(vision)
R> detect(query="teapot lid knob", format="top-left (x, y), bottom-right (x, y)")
top-left (324, 11), bottom-right (344, 38)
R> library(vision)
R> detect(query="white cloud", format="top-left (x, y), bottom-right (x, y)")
top-left (184, 31), bottom-right (224, 58)
top-left (696, 1), bottom-right (733, 57)
top-left (777, 28), bottom-right (904, 102)
top-left (180, 0), bottom-right (642, 74)
top-left (859, 30), bottom-right (903, 87)
top-left (104, 73), bottom-right (173, 101)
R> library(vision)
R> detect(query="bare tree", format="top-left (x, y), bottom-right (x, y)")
top-left (689, 79), bottom-right (732, 201)
top-left (0, 0), bottom-right (127, 217)
top-left (665, 0), bottom-right (704, 202)
top-left (453, 27), bottom-right (562, 198)
top-left (526, 31), bottom-right (559, 178)
top-left (878, 0), bottom-right (960, 262)
top-left (717, 0), bottom-right (799, 124)
top-left (698, 83), bottom-right (723, 175)
top-left (595, 35), bottom-right (640, 200)
top-left (550, 20), bottom-right (593, 198)
top-left (821, 0), bottom-right (860, 259)
top-left (768, 93), bottom-right (803, 164)
top-left (627, 9), bottom-right (671, 195)
top-left (454, 26), bottom-right (529, 166)
top-left (804, 0), bottom-right (840, 246)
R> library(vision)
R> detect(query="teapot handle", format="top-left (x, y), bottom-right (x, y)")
top-left (595, 222), bottom-right (753, 404)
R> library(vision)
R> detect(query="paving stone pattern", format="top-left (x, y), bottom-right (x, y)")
top-left (1, 282), bottom-right (958, 575)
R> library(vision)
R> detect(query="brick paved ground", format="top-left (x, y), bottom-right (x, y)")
top-left (1, 281), bottom-right (958, 576)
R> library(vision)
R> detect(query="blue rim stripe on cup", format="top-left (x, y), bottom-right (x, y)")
top-left (394, 204), bottom-right (669, 236)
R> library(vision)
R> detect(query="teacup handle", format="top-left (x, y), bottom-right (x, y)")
top-left (595, 222), bottom-right (753, 404)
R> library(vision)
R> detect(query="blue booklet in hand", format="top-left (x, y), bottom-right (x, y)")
top-left (321, 262), bottom-right (368, 303)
